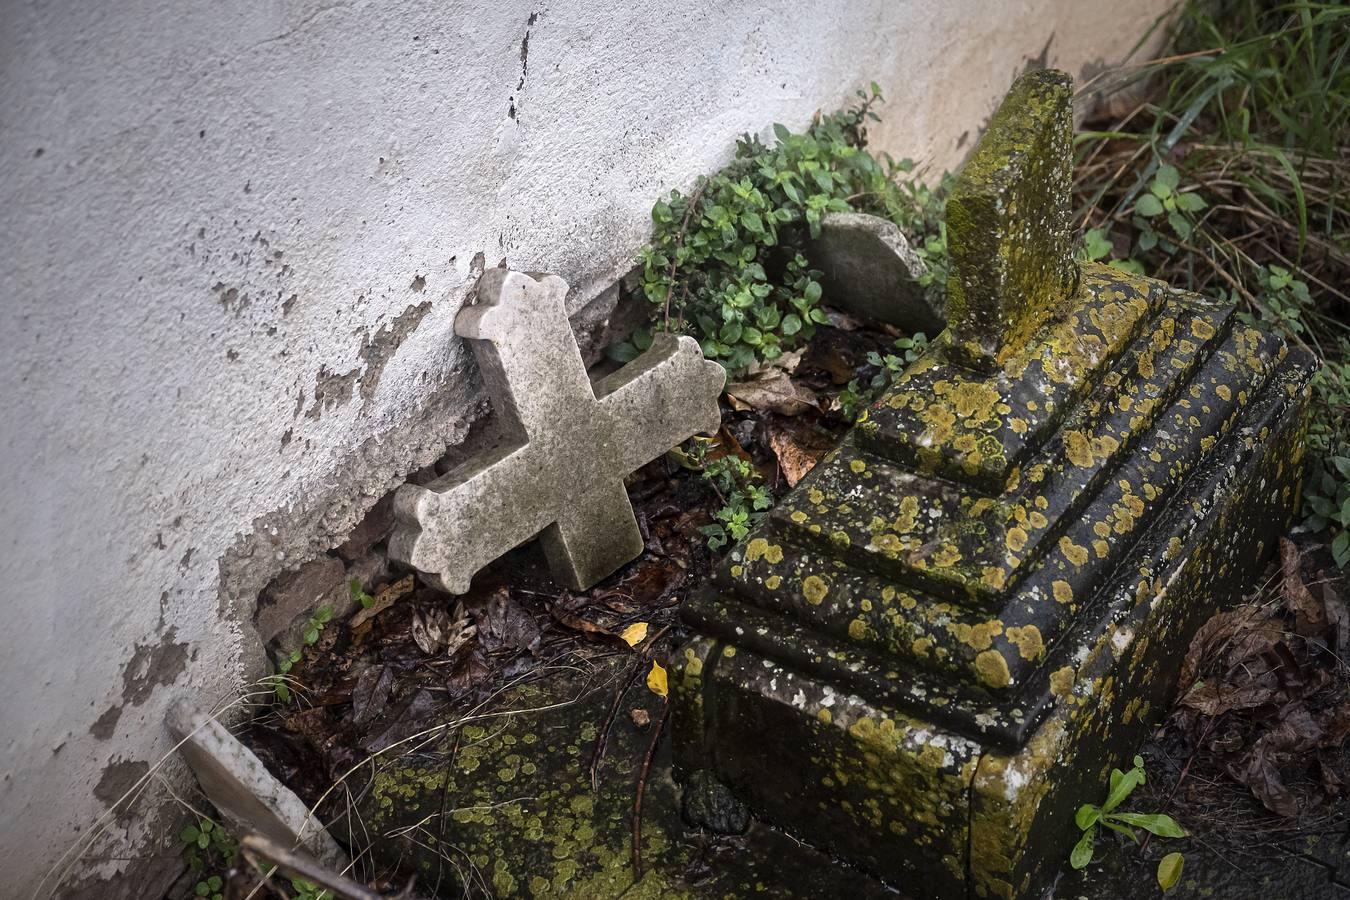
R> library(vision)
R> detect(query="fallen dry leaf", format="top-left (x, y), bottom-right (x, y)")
top-left (1180, 678), bottom-right (1281, 716)
top-left (725, 367), bottom-right (817, 416)
top-left (1281, 538), bottom-right (1326, 636)
top-left (766, 419), bottom-right (834, 486)
top-left (1323, 580), bottom-right (1349, 653)
top-left (411, 607), bottom-right (451, 655)
top-left (620, 622), bottom-right (649, 648)
top-left (468, 588), bottom-right (541, 655)
top-left (1178, 603), bottom-right (1282, 696)
top-left (350, 665), bottom-right (394, 726)
top-left (349, 575), bottom-right (414, 630)
top-left (647, 661), bottom-right (668, 698)
top-left (1226, 703), bottom-right (1323, 817)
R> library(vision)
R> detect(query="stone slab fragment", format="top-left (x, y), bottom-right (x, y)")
top-left (807, 211), bottom-right (943, 335)
top-left (166, 699), bottom-right (346, 870)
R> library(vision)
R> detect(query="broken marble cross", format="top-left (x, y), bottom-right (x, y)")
top-left (390, 269), bottom-right (724, 594)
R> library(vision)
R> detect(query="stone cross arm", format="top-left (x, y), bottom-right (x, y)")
top-left (389, 270), bottom-right (724, 594)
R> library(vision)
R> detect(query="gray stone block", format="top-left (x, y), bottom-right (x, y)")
top-left (807, 211), bottom-right (943, 334)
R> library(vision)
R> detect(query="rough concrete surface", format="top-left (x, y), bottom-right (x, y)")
top-left (0, 1), bottom-right (1173, 894)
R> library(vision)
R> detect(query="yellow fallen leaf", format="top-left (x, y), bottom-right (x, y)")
top-left (646, 661), bottom-right (668, 698)
top-left (620, 622), bottom-right (649, 648)
top-left (1156, 852), bottom-right (1184, 892)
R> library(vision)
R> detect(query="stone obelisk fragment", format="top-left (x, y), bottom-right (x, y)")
top-left (390, 269), bottom-right (724, 594)
top-left (673, 69), bottom-right (1316, 899)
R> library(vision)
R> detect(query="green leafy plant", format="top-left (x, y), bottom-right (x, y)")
top-left (192, 875), bottom-right (224, 900)
top-left (178, 817), bottom-right (237, 899)
top-left (620, 85), bottom-right (951, 373)
top-left (270, 605), bottom-right (334, 702)
top-left (838, 332), bottom-right (929, 419)
top-left (349, 578), bottom-right (375, 609)
top-left (690, 451), bottom-right (773, 550)
top-left (290, 878), bottom-right (333, 900)
top-left (1070, 755), bottom-right (1184, 870)
top-left (1131, 163), bottom-right (1208, 248)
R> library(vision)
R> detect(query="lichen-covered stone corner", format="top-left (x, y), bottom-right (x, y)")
top-left (356, 651), bottom-right (897, 899)
top-left (672, 68), bottom-right (1318, 900)
top-left (945, 69), bottom-right (1076, 369)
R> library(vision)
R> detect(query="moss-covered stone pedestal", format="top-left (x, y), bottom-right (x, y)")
top-left (672, 70), bottom-right (1318, 899)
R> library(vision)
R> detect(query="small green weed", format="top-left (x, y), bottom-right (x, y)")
top-left (178, 817), bottom-right (236, 899)
top-left (270, 605), bottom-right (334, 702)
top-left (673, 439), bottom-right (774, 549)
top-left (1070, 755), bottom-right (1184, 871)
top-left (698, 455), bottom-right (772, 550)
top-left (290, 878), bottom-right (333, 900)
top-left (349, 578), bottom-right (375, 609)
top-left (622, 85), bottom-right (950, 373)
top-left (838, 332), bottom-right (929, 419)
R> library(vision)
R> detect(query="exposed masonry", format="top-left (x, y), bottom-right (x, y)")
top-left (222, 279), bottom-right (639, 677)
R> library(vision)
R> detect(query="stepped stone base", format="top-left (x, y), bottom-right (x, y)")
top-left (669, 69), bottom-right (1318, 899)
top-left (672, 266), bottom-right (1315, 898)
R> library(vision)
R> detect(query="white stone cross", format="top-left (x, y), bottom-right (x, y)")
top-left (390, 268), bottom-right (724, 594)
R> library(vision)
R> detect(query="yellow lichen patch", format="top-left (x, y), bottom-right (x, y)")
top-left (1005, 527), bottom-right (1029, 553)
top-left (730, 564), bottom-right (743, 578)
top-left (808, 488), bottom-right (825, 505)
top-left (930, 543), bottom-right (962, 568)
top-left (918, 743), bottom-right (948, 770)
top-left (912, 637), bottom-right (933, 658)
top-left (1005, 625), bottom-right (1044, 660)
top-left (848, 618), bottom-right (868, 640)
top-left (1093, 538), bottom-right (1110, 559)
top-left (948, 381), bottom-right (1002, 421)
top-left (790, 509), bottom-right (808, 524)
top-left (765, 575), bottom-right (782, 590)
top-left (850, 458), bottom-right (867, 474)
top-left (1059, 536), bottom-right (1090, 567)
top-left (1049, 665), bottom-right (1075, 700)
top-left (975, 650), bottom-right (1011, 689)
top-left (1216, 383), bottom-right (1232, 402)
top-left (1052, 580), bottom-right (1073, 604)
top-left (803, 575), bottom-right (829, 605)
top-left (817, 708), bottom-right (832, 724)
top-left (982, 566), bottom-right (1008, 590)
top-left (1065, 431), bottom-right (1093, 467)
top-left (744, 537), bottom-right (784, 564)
top-left (1190, 317), bottom-right (1216, 341)
top-left (950, 620), bottom-right (1004, 651)
top-left (1091, 434), bottom-right (1120, 459)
